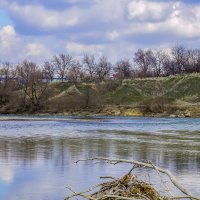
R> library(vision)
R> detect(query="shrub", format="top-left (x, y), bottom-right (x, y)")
top-left (141, 96), bottom-right (174, 113)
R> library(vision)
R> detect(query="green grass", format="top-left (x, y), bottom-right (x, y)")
top-left (50, 74), bottom-right (200, 105)
top-left (166, 76), bottom-right (200, 99)
top-left (108, 84), bottom-right (144, 104)
top-left (76, 84), bottom-right (94, 93)
top-left (124, 75), bottom-right (200, 101)
top-left (50, 82), bottom-right (72, 93)
top-left (130, 80), bottom-right (164, 96)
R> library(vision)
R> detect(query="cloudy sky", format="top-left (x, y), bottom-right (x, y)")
top-left (1, 0), bottom-right (200, 63)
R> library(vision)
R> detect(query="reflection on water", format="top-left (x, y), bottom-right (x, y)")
top-left (0, 116), bottom-right (200, 199)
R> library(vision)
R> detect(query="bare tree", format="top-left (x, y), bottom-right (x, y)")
top-left (162, 54), bottom-right (177, 76)
top-left (95, 56), bottom-right (112, 81)
top-left (0, 62), bottom-right (16, 87)
top-left (187, 49), bottom-right (200, 73)
top-left (134, 49), bottom-right (155, 77)
top-left (83, 55), bottom-right (96, 81)
top-left (52, 54), bottom-right (73, 81)
top-left (0, 62), bottom-right (17, 105)
top-left (114, 59), bottom-right (132, 79)
top-left (153, 50), bottom-right (167, 77)
top-left (67, 61), bottom-right (83, 83)
top-left (171, 45), bottom-right (189, 74)
top-left (17, 60), bottom-right (49, 111)
top-left (43, 61), bottom-right (55, 81)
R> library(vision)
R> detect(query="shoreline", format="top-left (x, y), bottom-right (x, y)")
top-left (1, 104), bottom-right (200, 119)
top-left (0, 111), bottom-right (199, 121)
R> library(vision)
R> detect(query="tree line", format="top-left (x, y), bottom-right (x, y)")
top-left (1, 45), bottom-right (200, 83)
top-left (43, 44), bottom-right (200, 80)
top-left (0, 45), bottom-right (200, 112)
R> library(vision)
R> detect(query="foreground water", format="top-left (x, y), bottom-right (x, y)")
top-left (0, 116), bottom-right (200, 200)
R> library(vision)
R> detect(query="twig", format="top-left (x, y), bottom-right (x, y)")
top-left (65, 186), bottom-right (79, 200)
top-left (96, 194), bottom-right (139, 200)
top-left (128, 164), bottom-right (139, 174)
top-left (76, 157), bottom-right (199, 200)
top-left (148, 161), bottom-right (173, 198)
top-left (65, 184), bottom-right (102, 200)
top-left (100, 176), bottom-right (118, 180)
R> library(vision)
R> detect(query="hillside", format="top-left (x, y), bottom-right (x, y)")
top-left (48, 73), bottom-right (200, 117)
top-left (0, 73), bottom-right (199, 117)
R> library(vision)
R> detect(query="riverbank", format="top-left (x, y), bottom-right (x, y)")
top-left (1, 103), bottom-right (200, 118)
top-left (1, 102), bottom-right (200, 118)
top-left (0, 74), bottom-right (199, 117)
top-left (0, 103), bottom-right (200, 120)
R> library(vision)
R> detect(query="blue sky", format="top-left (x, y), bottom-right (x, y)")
top-left (1, 0), bottom-right (200, 63)
top-left (0, 9), bottom-right (12, 27)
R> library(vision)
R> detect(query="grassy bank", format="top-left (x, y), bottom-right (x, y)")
top-left (1, 73), bottom-right (200, 117)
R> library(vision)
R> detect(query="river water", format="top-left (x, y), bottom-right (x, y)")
top-left (0, 116), bottom-right (200, 200)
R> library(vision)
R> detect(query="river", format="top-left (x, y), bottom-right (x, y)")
top-left (0, 116), bottom-right (200, 199)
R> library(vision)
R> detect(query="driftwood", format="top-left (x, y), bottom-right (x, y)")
top-left (65, 157), bottom-right (200, 200)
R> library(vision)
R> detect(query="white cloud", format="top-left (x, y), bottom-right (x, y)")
top-left (2, 0), bottom-right (200, 62)
top-left (0, 25), bottom-right (52, 62)
top-left (122, 1), bottom-right (200, 39)
top-left (65, 41), bottom-right (137, 62)
top-left (66, 42), bottom-right (103, 57)
top-left (87, 0), bottom-right (126, 22)
top-left (127, 0), bottom-right (176, 22)
top-left (107, 30), bottom-right (120, 41)
top-left (7, 3), bottom-right (79, 31)
top-left (4, 0), bottom-right (128, 33)
top-left (0, 25), bottom-right (20, 61)
top-left (25, 43), bottom-right (52, 58)
top-left (160, 5), bottom-right (200, 38)
top-left (0, 25), bottom-right (18, 49)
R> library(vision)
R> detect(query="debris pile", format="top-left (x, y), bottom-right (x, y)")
top-left (91, 173), bottom-right (167, 200)
top-left (65, 157), bottom-right (199, 200)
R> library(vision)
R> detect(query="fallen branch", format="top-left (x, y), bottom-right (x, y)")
top-left (65, 184), bottom-right (102, 200)
top-left (75, 157), bottom-right (199, 200)
top-left (100, 176), bottom-right (118, 180)
top-left (96, 195), bottom-right (139, 200)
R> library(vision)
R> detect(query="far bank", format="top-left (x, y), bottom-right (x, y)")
top-left (0, 74), bottom-right (200, 117)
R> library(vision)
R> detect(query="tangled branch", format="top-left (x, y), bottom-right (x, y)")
top-left (64, 157), bottom-right (200, 200)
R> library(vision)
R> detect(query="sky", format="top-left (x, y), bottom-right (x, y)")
top-left (1, 0), bottom-right (200, 63)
